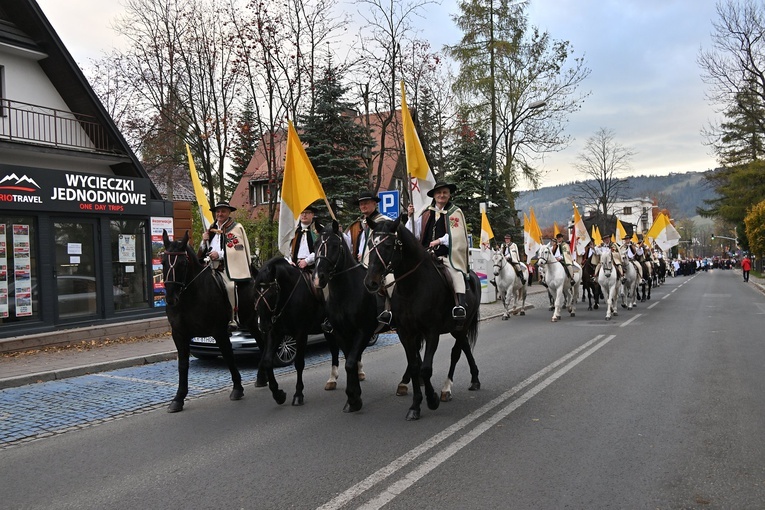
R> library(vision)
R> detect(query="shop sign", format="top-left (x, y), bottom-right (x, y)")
top-left (0, 165), bottom-right (151, 215)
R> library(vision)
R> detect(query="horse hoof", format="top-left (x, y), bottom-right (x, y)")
top-left (229, 388), bottom-right (244, 401)
top-left (587, 306), bottom-right (593, 311)
top-left (502, 315), bottom-right (509, 321)
top-left (325, 381), bottom-right (337, 391)
top-left (167, 400), bottom-right (184, 413)
top-left (605, 317), bottom-right (611, 321)
top-left (570, 312), bottom-right (576, 317)
top-left (621, 304), bottom-right (627, 309)
top-left (551, 317), bottom-right (559, 322)
top-left (440, 391), bottom-right (452, 402)
top-left (427, 394), bottom-right (440, 410)
top-left (469, 381), bottom-right (481, 391)
top-left (520, 311), bottom-right (525, 316)
top-left (396, 384), bottom-right (409, 396)
top-left (406, 409), bottom-right (421, 421)
top-left (292, 394), bottom-right (305, 406)
top-left (343, 400), bottom-right (362, 413)
top-left (594, 304), bottom-right (599, 310)
top-left (549, 306), bottom-right (554, 311)
top-left (358, 372), bottom-right (366, 382)
top-left (274, 390), bottom-right (287, 405)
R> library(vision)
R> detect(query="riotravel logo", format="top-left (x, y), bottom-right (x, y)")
top-left (0, 173), bottom-right (41, 193)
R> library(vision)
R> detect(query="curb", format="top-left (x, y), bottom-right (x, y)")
top-left (0, 351), bottom-right (177, 390)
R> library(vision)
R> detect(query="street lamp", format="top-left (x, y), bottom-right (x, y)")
top-left (483, 99), bottom-right (547, 202)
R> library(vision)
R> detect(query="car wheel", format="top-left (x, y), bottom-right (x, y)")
top-left (274, 334), bottom-right (297, 367)
top-left (367, 333), bottom-right (379, 346)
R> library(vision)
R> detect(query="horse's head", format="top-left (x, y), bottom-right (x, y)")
top-left (161, 230), bottom-right (191, 306)
top-left (536, 244), bottom-right (552, 267)
top-left (491, 250), bottom-right (505, 276)
top-left (601, 249), bottom-right (613, 277)
top-left (253, 257), bottom-right (285, 333)
top-left (313, 220), bottom-right (347, 289)
top-left (364, 216), bottom-right (403, 293)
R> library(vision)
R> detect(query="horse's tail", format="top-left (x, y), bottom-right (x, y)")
top-left (467, 271), bottom-right (480, 350)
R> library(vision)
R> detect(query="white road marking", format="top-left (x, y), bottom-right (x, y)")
top-left (317, 334), bottom-right (617, 510)
top-left (648, 302), bottom-right (659, 309)
top-left (619, 314), bottom-right (641, 328)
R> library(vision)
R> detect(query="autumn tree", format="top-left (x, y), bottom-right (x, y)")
top-left (449, 0), bottom-right (590, 206)
top-left (573, 128), bottom-right (635, 224)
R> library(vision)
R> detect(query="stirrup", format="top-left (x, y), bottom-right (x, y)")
top-left (569, 279), bottom-right (575, 286)
top-left (228, 320), bottom-right (238, 332)
top-left (452, 305), bottom-right (466, 319)
top-left (377, 310), bottom-right (392, 325)
top-left (321, 319), bottom-right (334, 334)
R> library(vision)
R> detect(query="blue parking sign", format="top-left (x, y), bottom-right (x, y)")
top-left (378, 190), bottom-right (399, 219)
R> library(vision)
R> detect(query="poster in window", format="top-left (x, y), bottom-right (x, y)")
top-left (118, 234), bottom-right (137, 263)
top-left (150, 217), bottom-right (173, 307)
top-left (0, 224), bottom-right (7, 318)
top-left (12, 224), bottom-right (32, 316)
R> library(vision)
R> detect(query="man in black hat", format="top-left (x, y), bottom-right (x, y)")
top-left (551, 232), bottom-right (575, 287)
top-left (289, 205), bottom-right (320, 270)
top-left (502, 233), bottom-right (526, 284)
top-left (199, 201), bottom-right (252, 330)
top-left (410, 181), bottom-right (470, 320)
top-left (343, 190), bottom-right (393, 325)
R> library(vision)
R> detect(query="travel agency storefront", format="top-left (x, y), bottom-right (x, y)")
top-left (0, 163), bottom-right (173, 338)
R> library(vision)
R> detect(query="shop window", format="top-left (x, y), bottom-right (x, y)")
top-left (110, 219), bottom-right (149, 310)
top-left (0, 216), bottom-right (40, 324)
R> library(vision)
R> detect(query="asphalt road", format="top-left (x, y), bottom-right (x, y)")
top-left (1, 269), bottom-right (764, 509)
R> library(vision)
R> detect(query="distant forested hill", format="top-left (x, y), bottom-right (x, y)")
top-left (516, 171), bottom-right (717, 228)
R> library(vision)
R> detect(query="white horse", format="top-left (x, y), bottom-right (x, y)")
top-left (491, 249), bottom-right (528, 319)
top-left (536, 244), bottom-right (581, 322)
top-left (619, 251), bottom-right (639, 310)
top-left (596, 250), bottom-right (620, 321)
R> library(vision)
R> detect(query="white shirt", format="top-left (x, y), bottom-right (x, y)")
top-left (295, 223), bottom-right (315, 264)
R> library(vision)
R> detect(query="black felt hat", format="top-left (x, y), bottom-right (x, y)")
top-left (357, 191), bottom-right (381, 204)
top-left (427, 181), bottom-right (457, 197)
top-left (301, 205), bottom-right (319, 214)
top-left (210, 201), bottom-right (237, 212)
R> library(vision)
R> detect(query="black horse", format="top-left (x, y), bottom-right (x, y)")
top-left (162, 230), bottom-right (252, 412)
top-left (581, 255), bottom-right (601, 311)
top-left (313, 220), bottom-right (379, 413)
top-left (253, 256), bottom-right (333, 406)
top-left (364, 216), bottom-right (481, 421)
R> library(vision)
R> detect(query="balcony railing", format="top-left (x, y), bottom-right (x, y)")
top-left (0, 98), bottom-right (110, 152)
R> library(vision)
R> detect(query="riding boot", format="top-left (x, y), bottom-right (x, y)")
top-left (452, 293), bottom-right (467, 320)
top-left (513, 264), bottom-right (526, 285)
top-left (563, 264), bottom-right (575, 287)
top-left (376, 293), bottom-right (392, 325)
top-left (227, 283), bottom-right (238, 332)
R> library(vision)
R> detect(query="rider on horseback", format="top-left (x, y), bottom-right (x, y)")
top-left (344, 190), bottom-right (394, 325)
top-left (551, 232), bottom-right (576, 287)
top-left (409, 181), bottom-right (470, 321)
top-left (502, 233), bottom-right (526, 285)
top-left (622, 235), bottom-right (644, 283)
top-left (198, 201), bottom-right (253, 331)
top-left (594, 237), bottom-right (624, 283)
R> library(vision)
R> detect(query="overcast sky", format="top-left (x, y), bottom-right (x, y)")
top-left (37, 0), bottom-right (722, 190)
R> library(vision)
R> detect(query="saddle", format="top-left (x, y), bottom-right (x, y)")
top-left (430, 252), bottom-right (463, 307)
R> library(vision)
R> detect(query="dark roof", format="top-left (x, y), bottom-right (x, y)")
top-left (147, 165), bottom-right (197, 202)
top-left (0, 0), bottom-right (162, 199)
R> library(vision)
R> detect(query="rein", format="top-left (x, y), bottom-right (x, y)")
top-left (368, 231), bottom-right (425, 289)
top-left (314, 232), bottom-right (363, 282)
top-left (163, 249), bottom-right (211, 296)
top-left (255, 268), bottom-right (309, 325)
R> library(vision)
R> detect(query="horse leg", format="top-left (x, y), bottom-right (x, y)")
top-left (325, 333), bottom-right (340, 391)
top-left (342, 338), bottom-right (366, 413)
top-left (291, 334), bottom-right (307, 406)
top-left (215, 332), bottom-right (244, 402)
top-left (421, 335), bottom-right (440, 412)
top-left (440, 340), bottom-right (460, 402)
top-left (397, 369), bottom-right (410, 396)
top-left (168, 333), bottom-right (190, 413)
top-left (262, 331), bottom-right (287, 405)
top-left (403, 339), bottom-right (423, 420)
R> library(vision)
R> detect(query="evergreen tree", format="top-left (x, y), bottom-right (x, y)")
top-left (227, 99), bottom-right (259, 198)
top-left (299, 65), bottom-right (374, 226)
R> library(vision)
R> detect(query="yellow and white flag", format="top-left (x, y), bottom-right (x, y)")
top-left (592, 225), bottom-right (602, 246)
top-left (186, 144), bottom-right (213, 230)
top-left (650, 213), bottom-right (681, 251)
top-left (572, 204), bottom-right (591, 255)
top-left (527, 207), bottom-right (543, 257)
top-left (278, 121), bottom-right (327, 257)
top-left (616, 218), bottom-right (628, 244)
top-left (480, 203), bottom-right (494, 249)
top-left (401, 81), bottom-right (435, 215)
top-left (553, 222), bottom-right (561, 237)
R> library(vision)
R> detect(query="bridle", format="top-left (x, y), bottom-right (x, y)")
top-left (367, 229), bottom-right (425, 288)
top-left (253, 269), bottom-right (305, 326)
top-left (162, 248), bottom-right (210, 296)
top-left (314, 231), bottom-right (362, 283)
top-left (492, 253), bottom-right (506, 276)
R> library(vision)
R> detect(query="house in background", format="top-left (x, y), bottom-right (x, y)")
top-left (0, 0), bottom-right (172, 340)
top-left (229, 110), bottom-right (408, 220)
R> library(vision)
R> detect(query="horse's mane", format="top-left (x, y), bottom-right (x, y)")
top-left (165, 238), bottom-right (204, 273)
